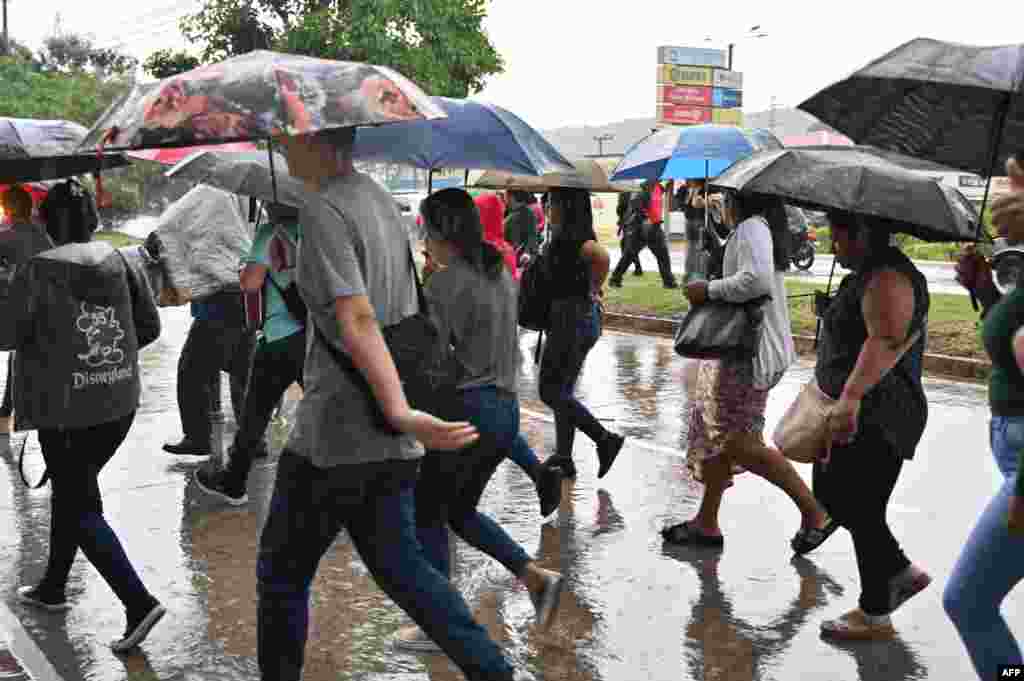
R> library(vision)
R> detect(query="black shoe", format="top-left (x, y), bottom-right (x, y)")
top-left (194, 468), bottom-right (248, 506)
top-left (111, 600), bottom-right (166, 652)
top-left (536, 464), bottom-right (564, 517)
top-left (608, 278), bottom-right (622, 289)
top-left (546, 456), bottom-right (576, 480)
top-left (597, 433), bottom-right (625, 479)
top-left (663, 281), bottom-right (679, 289)
top-left (162, 439), bottom-right (212, 456)
top-left (633, 269), bottom-right (644, 276)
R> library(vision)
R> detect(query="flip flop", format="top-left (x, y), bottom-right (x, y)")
top-left (660, 521), bottom-right (724, 547)
top-left (791, 518), bottom-right (839, 556)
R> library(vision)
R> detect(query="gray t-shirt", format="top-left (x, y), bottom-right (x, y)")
top-left (424, 257), bottom-right (519, 394)
top-left (286, 171), bottom-right (422, 468)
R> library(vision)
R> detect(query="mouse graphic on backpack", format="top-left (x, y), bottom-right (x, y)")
top-left (75, 302), bottom-right (127, 368)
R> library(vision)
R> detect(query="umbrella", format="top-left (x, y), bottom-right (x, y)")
top-left (164, 150), bottom-right (308, 208)
top-left (127, 141), bottom-right (258, 166)
top-left (78, 50), bottom-right (446, 152)
top-left (352, 97), bottom-right (574, 185)
top-left (709, 145), bottom-right (979, 242)
top-left (0, 118), bottom-right (89, 158)
top-left (471, 159), bottom-right (636, 193)
top-left (0, 153), bottom-right (131, 184)
top-left (609, 124), bottom-right (783, 182)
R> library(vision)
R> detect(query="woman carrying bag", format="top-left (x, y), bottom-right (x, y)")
top-left (665, 191), bottom-right (831, 551)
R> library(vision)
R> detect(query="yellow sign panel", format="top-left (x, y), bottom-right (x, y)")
top-left (712, 108), bottom-right (744, 125)
top-left (656, 64), bottom-right (713, 87)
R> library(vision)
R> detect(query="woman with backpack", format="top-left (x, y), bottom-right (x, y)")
top-left (394, 188), bottom-right (564, 651)
top-left (540, 187), bottom-right (626, 480)
top-left (12, 180), bottom-right (166, 652)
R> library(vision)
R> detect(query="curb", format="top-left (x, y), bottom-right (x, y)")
top-left (602, 312), bottom-right (990, 383)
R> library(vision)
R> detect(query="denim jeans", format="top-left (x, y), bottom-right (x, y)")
top-left (416, 387), bottom-right (535, 579)
top-left (225, 331), bottom-right (306, 487)
top-left (257, 451), bottom-right (517, 681)
top-left (812, 425), bottom-right (910, 615)
top-left (37, 412), bottom-right (156, 618)
top-left (539, 298), bottom-right (607, 459)
top-left (944, 415), bottom-right (1024, 680)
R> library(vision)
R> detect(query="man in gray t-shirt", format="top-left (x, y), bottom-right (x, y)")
top-left (256, 127), bottom-right (527, 681)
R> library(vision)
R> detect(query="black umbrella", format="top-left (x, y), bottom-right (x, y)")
top-left (708, 145), bottom-right (979, 242)
top-left (0, 152), bottom-right (130, 184)
top-left (799, 38), bottom-right (1024, 231)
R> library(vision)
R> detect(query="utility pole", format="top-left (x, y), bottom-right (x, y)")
top-left (769, 96), bottom-right (777, 133)
top-left (593, 133), bottom-right (614, 156)
top-left (2, 0), bottom-right (9, 56)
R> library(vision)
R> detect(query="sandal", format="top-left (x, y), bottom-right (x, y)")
top-left (660, 521), bottom-right (724, 547)
top-left (791, 518), bottom-right (839, 556)
top-left (820, 609), bottom-right (895, 641)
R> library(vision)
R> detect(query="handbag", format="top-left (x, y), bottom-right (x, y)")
top-left (773, 329), bottom-right (922, 464)
top-left (313, 247), bottom-right (457, 434)
top-left (673, 295), bottom-right (770, 360)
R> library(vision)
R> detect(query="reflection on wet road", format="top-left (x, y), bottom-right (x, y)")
top-left (0, 308), bottom-right (1014, 681)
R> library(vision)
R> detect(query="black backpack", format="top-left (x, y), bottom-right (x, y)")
top-left (518, 251), bottom-right (552, 333)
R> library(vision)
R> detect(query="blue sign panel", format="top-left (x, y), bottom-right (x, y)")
top-left (657, 46), bottom-right (728, 68)
top-left (712, 88), bottom-right (743, 108)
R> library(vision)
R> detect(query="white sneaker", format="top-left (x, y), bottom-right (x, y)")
top-left (393, 625), bottom-right (442, 653)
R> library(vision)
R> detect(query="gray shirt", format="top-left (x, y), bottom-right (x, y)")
top-left (286, 171), bottom-right (422, 468)
top-left (424, 257), bottom-right (519, 394)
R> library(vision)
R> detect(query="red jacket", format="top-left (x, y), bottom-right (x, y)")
top-left (474, 194), bottom-right (520, 281)
top-left (647, 183), bottom-right (664, 224)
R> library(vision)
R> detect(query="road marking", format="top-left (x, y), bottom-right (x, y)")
top-left (0, 602), bottom-right (63, 681)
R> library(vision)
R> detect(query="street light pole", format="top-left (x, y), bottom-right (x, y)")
top-left (2, 0), bottom-right (9, 56)
top-left (593, 133), bottom-right (614, 156)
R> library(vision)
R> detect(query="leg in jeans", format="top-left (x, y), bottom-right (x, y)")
top-left (944, 416), bottom-right (1024, 680)
top-left (539, 301), bottom-right (607, 460)
top-left (178, 320), bottom-right (220, 445)
top-left (414, 450), bottom-right (455, 578)
top-left (813, 428), bottom-right (910, 616)
top-left (226, 331), bottom-right (306, 488)
top-left (348, 463), bottom-right (517, 681)
top-left (38, 413), bottom-right (156, 617)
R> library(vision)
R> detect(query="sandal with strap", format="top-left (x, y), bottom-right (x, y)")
top-left (660, 521), bottom-right (724, 547)
top-left (791, 517), bottom-right (839, 556)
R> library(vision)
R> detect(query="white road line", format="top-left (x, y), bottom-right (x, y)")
top-left (0, 601), bottom-right (64, 681)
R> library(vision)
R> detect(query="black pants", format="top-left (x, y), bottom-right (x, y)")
top-left (812, 427), bottom-right (911, 615)
top-left (226, 331), bottom-right (306, 487)
top-left (37, 412), bottom-right (156, 617)
top-left (0, 353), bottom-right (12, 418)
top-left (177, 317), bottom-right (255, 446)
top-left (618, 230), bottom-right (642, 274)
top-left (611, 222), bottom-right (676, 286)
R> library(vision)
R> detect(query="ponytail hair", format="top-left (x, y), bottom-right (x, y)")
top-left (420, 188), bottom-right (505, 280)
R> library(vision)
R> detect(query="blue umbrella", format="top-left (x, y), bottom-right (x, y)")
top-left (610, 124), bottom-right (783, 182)
top-left (352, 97), bottom-right (574, 189)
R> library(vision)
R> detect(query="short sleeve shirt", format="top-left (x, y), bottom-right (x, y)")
top-left (285, 171), bottom-right (422, 467)
top-left (245, 220), bottom-right (304, 344)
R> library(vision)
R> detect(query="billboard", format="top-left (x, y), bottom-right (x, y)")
top-left (713, 69), bottom-right (743, 89)
top-left (712, 87), bottom-right (743, 108)
top-left (712, 108), bottom-right (744, 125)
top-left (657, 46), bottom-right (728, 68)
top-left (657, 64), bottom-right (714, 87)
top-left (657, 85), bottom-right (712, 107)
top-left (657, 104), bottom-right (713, 126)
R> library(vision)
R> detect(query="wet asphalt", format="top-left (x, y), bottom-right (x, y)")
top-left (0, 304), bottom-right (1018, 681)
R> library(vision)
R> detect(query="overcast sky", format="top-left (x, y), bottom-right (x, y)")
top-left (9, 0), bottom-right (1021, 130)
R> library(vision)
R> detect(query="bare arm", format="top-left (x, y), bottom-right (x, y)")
top-left (581, 239), bottom-right (610, 295)
top-left (240, 263), bottom-right (268, 293)
top-left (839, 269), bottom-right (917, 402)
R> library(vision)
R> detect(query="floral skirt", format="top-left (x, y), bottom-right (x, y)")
top-left (686, 358), bottom-right (769, 483)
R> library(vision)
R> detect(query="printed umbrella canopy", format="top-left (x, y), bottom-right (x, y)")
top-left (77, 50), bottom-right (447, 152)
top-left (127, 141), bottom-right (258, 166)
top-left (471, 159), bottom-right (636, 193)
top-left (610, 124), bottom-right (783, 182)
top-left (709, 145), bottom-right (979, 242)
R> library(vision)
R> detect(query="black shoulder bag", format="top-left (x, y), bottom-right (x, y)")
top-left (313, 248), bottom-right (456, 433)
top-left (265, 272), bottom-right (308, 326)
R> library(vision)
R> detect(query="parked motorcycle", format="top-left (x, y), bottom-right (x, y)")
top-left (787, 206), bottom-right (816, 271)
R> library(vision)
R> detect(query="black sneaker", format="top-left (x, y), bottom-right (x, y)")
top-left (663, 281), bottom-right (679, 289)
top-left (608, 278), bottom-right (623, 289)
top-left (536, 464), bottom-right (564, 517)
top-left (545, 456), bottom-right (576, 480)
top-left (110, 601), bottom-right (166, 652)
top-left (597, 433), bottom-right (625, 479)
top-left (633, 269), bottom-right (644, 276)
top-left (194, 469), bottom-right (248, 506)
top-left (162, 439), bottom-right (212, 456)
top-left (17, 585), bottom-right (70, 612)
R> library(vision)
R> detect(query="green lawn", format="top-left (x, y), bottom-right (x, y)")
top-left (94, 230), bottom-right (142, 248)
top-left (604, 274), bottom-right (985, 360)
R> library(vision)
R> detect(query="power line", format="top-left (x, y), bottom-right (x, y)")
top-left (92, 15), bottom-right (192, 52)
top-left (93, 0), bottom-right (200, 42)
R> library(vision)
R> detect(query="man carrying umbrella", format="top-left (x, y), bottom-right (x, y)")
top-left (608, 180), bottom-right (677, 289)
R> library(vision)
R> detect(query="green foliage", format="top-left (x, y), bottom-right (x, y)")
top-left (40, 33), bottom-right (137, 76)
top-left (0, 57), bottom-right (130, 125)
top-left (143, 49), bottom-right (201, 79)
top-left (181, 0), bottom-right (504, 97)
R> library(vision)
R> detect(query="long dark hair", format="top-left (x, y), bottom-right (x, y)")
top-left (732, 192), bottom-right (790, 271)
top-left (548, 187), bottom-right (597, 244)
top-left (420, 188), bottom-right (505, 280)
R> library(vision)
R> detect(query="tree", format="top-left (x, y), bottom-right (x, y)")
top-left (0, 56), bottom-right (130, 125)
top-left (39, 31), bottom-right (138, 76)
top-left (180, 0), bottom-right (504, 98)
top-left (143, 49), bottom-right (201, 79)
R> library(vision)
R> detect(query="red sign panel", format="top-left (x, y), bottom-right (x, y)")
top-left (657, 104), bottom-right (712, 126)
top-left (657, 85), bottom-right (712, 107)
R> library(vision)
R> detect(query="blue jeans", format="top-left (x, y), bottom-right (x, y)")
top-left (257, 451), bottom-right (516, 681)
top-left (944, 416), bottom-right (1024, 680)
top-left (539, 298), bottom-right (607, 459)
top-left (416, 387), bottom-right (535, 579)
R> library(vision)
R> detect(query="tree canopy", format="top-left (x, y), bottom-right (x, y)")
top-left (179, 0), bottom-right (503, 98)
top-left (143, 49), bottom-right (201, 79)
top-left (0, 56), bottom-right (130, 125)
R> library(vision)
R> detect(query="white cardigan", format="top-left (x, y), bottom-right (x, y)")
top-left (707, 215), bottom-right (797, 389)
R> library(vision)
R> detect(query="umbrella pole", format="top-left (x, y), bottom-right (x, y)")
top-left (814, 256), bottom-right (837, 349)
top-left (428, 169), bottom-right (433, 194)
top-left (977, 91), bottom-right (1013, 240)
top-left (267, 138), bottom-right (279, 205)
top-left (464, 168), bottom-right (469, 187)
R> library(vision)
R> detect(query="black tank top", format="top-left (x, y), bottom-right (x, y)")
top-left (546, 235), bottom-right (590, 300)
top-left (814, 247), bottom-right (930, 458)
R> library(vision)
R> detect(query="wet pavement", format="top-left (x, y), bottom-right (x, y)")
top-left (0, 306), bottom-right (1018, 681)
